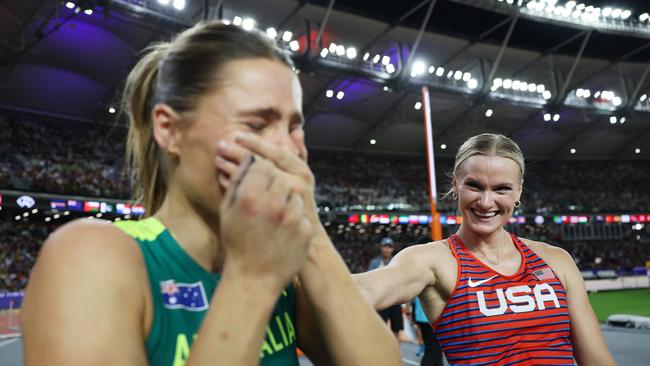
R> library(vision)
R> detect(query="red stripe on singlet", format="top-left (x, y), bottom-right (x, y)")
top-left (432, 234), bottom-right (574, 365)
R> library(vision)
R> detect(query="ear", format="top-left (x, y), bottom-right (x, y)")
top-left (151, 103), bottom-right (182, 155)
top-left (517, 178), bottom-right (524, 201)
top-left (451, 175), bottom-right (459, 195)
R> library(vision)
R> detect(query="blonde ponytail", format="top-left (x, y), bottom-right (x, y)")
top-left (122, 43), bottom-right (170, 216)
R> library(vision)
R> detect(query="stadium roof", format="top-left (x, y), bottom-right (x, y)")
top-left (1, 0), bottom-right (650, 160)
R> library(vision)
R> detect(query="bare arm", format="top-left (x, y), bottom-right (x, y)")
top-left (354, 243), bottom-right (439, 310)
top-left (296, 227), bottom-right (402, 366)
top-left (227, 132), bottom-right (402, 365)
top-left (22, 221), bottom-right (149, 366)
top-left (551, 248), bottom-right (616, 366)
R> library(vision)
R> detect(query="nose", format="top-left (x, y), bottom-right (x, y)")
top-left (477, 191), bottom-right (495, 209)
top-left (266, 127), bottom-right (300, 156)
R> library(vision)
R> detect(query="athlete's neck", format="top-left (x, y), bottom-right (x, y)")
top-left (456, 225), bottom-right (509, 256)
top-left (153, 183), bottom-right (223, 273)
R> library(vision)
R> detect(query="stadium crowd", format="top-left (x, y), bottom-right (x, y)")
top-left (2, 118), bottom-right (650, 213)
top-left (2, 117), bottom-right (650, 290)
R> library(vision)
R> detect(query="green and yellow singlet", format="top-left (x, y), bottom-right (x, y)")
top-left (114, 217), bottom-right (299, 366)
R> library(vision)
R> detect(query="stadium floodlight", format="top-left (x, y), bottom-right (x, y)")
top-left (233, 16), bottom-right (243, 26)
top-left (468, 79), bottom-right (479, 90)
top-left (566, 1), bottom-right (576, 9)
top-left (553, 113), bottom-right (560, 122)
top-left (325, 90), bottom-right (334, 98)
top-left (411, 60), bottom-right (426, 77)
top-left (53, 214), bottom-right (60, 219)
top-left (282, 31), bottom-right (292, 42)
top-left (428, 66), bottom-right (436, 74)
top-left (570, 148), bottom-right (576, 154)
top-left (613, 97), bottom-right (622, 106)
top-left (543, 90), bottom-right (552, 100)
top-left (363, 52), bottom-right (370, 61)
top-left (172, 0), bottom-right (185, 11)
top-left (372, 54), bottom-right (380, 64)
top-left (544, 113), bottom-right (552, 121)
top-left (336, 91), bottom-right (345, 100)
top-left (446, 70), bottom-right (453, 78)
top-left (84, 9), bottom-right (93, 15)
top-left (621, 10), bottom-right (632, 20)
top-left (435, 67), bottom-right (445, 77)
top-left (576, 88), bottom-right (583, 98)
top-left (583, 89), bottom-right (591, 98)
top-left (610, 116), bottom-right (617, 124)
top-left (602, 7), bottom-right (612, 17)
top-left (266, 27), bottom-right (278, 39)
top-left (503, 79), bottom-right (513, 89)
top-left (641, 94), bottom-right (648, 102)
top-left (493, 78), bottom-right (503, 88)
top-left (386, 64), bottom-right (396, 74)
top-left (45, 217), bottom-right (51, 222)
top-left (641, 13), bottom-right (650, 22)
top-left (382, 55), bottom-right (391, 66)
top-left (512, 80), bottom-right (521, 90)
top-left (636, 148), bottom-right (641, 154)
top-left (108, 107), bottom-right (116, 114)
top-left (370, 139), bottom-right (377, 145)
top-left (320, 48), bottom-right (329, 58)
top-left (329, 43), bottom-right (337, 53)
top-left (611, 9), bottom-right (622, 18)
top-left (14, 215), bottom-right (20, 221)
top-left (528, 83), bottom-right (537, 93)
top-left (440, 144), bottom-right (447, 150)
top-left (485, 109), bottom-right (494, 117)
top-left (519, 81), bottom-right (528, 92)
top-left (242, 18), bottom-right (256, 31)
top-left (289, 40), bottom-right (300, 52)
top-left (158, 0), bottom-right (170, 5)
top-left (65, 2), bottom-right (76, 9)
top-left (414, 102), bottom-right (422, 110)
top-left (345, 47), bottom-right (357, 60)
top-left (454, 71), bottom-right (463, 80)
top-left (620, 117), bottom-right (626, 124)
top-left (335, 45), bottom-right (345, 56)
top-left (463, 72), bottom-right (471, 82)
top-left (383, 86), bottom-right (389, 91)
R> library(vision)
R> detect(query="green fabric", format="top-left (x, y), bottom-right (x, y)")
top-left (114, 217), bottom-right (299, 366)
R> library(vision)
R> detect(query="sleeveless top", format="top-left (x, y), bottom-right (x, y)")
top-left (432, 234), bottom-right (574, 365)
top-left (114, 217), bottom-right (299, 366)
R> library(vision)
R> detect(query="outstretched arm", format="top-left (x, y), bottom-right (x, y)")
top-left (354, 243), bottom-right (438, 310)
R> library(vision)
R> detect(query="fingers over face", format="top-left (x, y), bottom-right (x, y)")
top-left (235, 132), bottom-right (306, 176)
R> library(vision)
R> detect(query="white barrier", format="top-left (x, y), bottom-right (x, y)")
top-left (585, 275), bottom-right (650, 292)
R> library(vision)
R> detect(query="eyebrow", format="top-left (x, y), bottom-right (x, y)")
top-left (237, 107), bottom-right (304, 126)
top-left (465, 178), bottom-right (513, 189)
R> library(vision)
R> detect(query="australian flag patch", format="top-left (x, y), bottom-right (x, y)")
top-left (159, 280), bottom-right (209, 311)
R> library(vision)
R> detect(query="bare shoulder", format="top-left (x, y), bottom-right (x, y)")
top-left (519, 237), bottom-right (573, 263)
top-left (41, 218), bottom-right (141, 263)
top-left (29, 218), bottom-right (146, 294)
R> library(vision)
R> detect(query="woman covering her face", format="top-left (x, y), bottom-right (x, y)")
top-left (355, 133), bottom-right (616, 366)
top-left (21, 21), bottom-right (401, 366)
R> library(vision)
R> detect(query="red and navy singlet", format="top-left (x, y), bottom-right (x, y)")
top-left (432, 234), bottom-right (574, 365)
